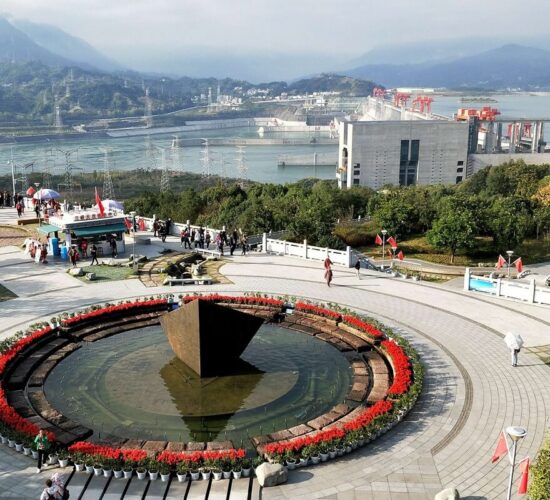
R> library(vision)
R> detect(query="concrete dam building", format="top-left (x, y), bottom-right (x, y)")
top-left (337, 120), bottom-right (472, 190)
top-left (338, 95), bottom-right (550, 190)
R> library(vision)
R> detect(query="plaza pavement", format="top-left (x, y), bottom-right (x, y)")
top-left (0, 212), bottom-right (549, 499)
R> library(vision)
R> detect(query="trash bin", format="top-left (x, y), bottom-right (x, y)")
top-left (49, 237), bottom-right (60, 257)
top-left (60, 245), bottom-right (68, 260)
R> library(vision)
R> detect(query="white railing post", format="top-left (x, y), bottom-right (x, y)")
top-left (262, 233), bottom-right (267, 253)
top-left (496, 278), bottom-right (502, 297)
top-left (304, 239), bottom-right (308, 259)
top-left (284, 240), bottom-right (287, 256)
top-left (346, 246), bottom-right (352, 267)
top-left (464, 268), bottom-right (470, 291)
top-left (529, 279), bottom-right (536, 303)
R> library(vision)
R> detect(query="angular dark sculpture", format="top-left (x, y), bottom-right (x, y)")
top-left (160, 300), bottom-right (264, 377)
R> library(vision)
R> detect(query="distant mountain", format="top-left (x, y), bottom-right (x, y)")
top-left (288, 74), bottom-right (376, 95)
top-left (347, 44), bottom-right (550, 89)
top-left (11, 18), bottom-right (123, 72)
top-left (0, 17), bottom-right (72, 67)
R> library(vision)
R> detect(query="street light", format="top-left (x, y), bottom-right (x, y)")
top-left (506, 426), bottom-right (527, 500)
top-left (34, 182), bottom-right (41, 226)
top-left (129, 211), bottom-right (137, 271)
top-left (506, 250), bottom-right (514, 279)
top-left (381, 229), bottom-right (388, 270)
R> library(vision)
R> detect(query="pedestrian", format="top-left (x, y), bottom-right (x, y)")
top-left (511, 346), bottom-right (521, 367)
top-left (16, 201), bottom-right (22, 217)
top-left (153, 220), bottom-right (159, 237)
top-left (217, 235), bottom-right (224, 256)
top-left (80, 239), bottom-right (88, 258)
top-left (325, 268), bottom-right (333, 287)
top-left (35, 201), bottom-right (41, 219)
top-left (166, 218), bottom-right (172, 236)
top-left (194, 230), bottom-right (201, 248)
top-left (0, 191), bottom-right (3, 208)
top-left (241, 234), bottom-right (248, 255)
top-left (34, 429), bottom-right (50, 473)
top-left (90, 244), bottom-right (99, 265)
top-left (40, 245), bottom-right (48, 264)
top-left (68, 246), bottom-right (78, 267)
top-left (355, 260), bottom-right (361, 279)
top-left (110, 237), bottom-right (118, 258)
top-left (205, 231), bottom-right (211, 249)
top-left (324, 256), bottom-right (333, 270)
top-left (229, 235), bottom-right (236, 255)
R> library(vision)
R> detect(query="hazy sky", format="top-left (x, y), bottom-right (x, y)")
top-left (3, 0), bottom-right (549, 58)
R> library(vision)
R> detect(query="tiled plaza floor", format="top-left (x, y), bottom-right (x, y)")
top-left (0, 212), bottom-right (549, 499)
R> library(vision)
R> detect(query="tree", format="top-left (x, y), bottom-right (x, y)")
top-left (372, 194), bottom-right (416, 238)
top-left (488, 197), bottom-right (533, 251)
top-left (427, 206), bottom-right (478, 263)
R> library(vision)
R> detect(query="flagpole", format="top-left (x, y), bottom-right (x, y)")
top-left (381, 229), bottom-right (387, 270)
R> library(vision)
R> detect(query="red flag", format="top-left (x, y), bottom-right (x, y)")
top-left (124, 218), bottom-right (132, 230)
top-left (387, 236), bottom-right (397, 248)
top-left (518, 457), bottom-right (529, 494)
top-left (514, 257), bottom-right (523, 274)
top-left (496, 255), bottom-right (506, 269)
top-left (397, 251), bottom-right (404, 261)
top-left (375, 234), bottom-right (383, 245)
top-left (491, 431), bottom-right (508, 463)
top-left (95, 187), bottom-right (105, 217)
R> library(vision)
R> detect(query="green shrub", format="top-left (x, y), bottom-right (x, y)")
top-left (529, 433), bottom-right (550, 499)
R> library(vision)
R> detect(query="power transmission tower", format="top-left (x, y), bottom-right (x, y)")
top-left (236, 145), bottom-right (248, 181)
top-left (159, 148), bottom-right (170, 193)
top-left (144, 88), bottom-right (153, 127)
top-left (42, 148), bottom-right (55, 188)
top-left (56, 147), bottom-right (80, 201)
top-left (100, 148), bottom-right (115, 200)
top-left (201, 139), bottom-right (213, 177)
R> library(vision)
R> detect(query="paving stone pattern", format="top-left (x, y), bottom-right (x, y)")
top-left (0, 234), bottom-right (549, 499)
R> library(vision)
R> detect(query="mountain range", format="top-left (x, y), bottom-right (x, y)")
top-left (3, 14), bottom-right (550, 89)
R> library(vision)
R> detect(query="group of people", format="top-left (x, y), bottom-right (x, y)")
top-left (35, 430), bottom-right (69, 499)
top-left (179, 226), bottom-right (248, 256)
top-left (0, 190), bottom-right (13, 208)
top-left (153, 218), bottom-right (172, 243)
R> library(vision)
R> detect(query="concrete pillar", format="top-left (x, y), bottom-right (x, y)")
top-left (186, 219), bottom-right (190, 227)
top-left (529, 279), bottom-right (536, 303)
top-left (346, 246), bottom-right (352, 267)
top-left (303, 239), bottom-right (308, 259)
top-left (463, 268), bottom-right (470, 291)
top-left (262, 233), bottom-right (267, 253)
top-left (496, 278), bottom-right (502, 297)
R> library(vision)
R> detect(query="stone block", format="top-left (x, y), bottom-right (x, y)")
top-left (85, 272), bottom-right (96, 281)
top-left (186, 442), bottom-right (206, 451)
top-left (434, 488), bottom-right (460, 500)
top-left (206, 441), bottom-right (234, 450)
top-left (166, 442), bottom-right (185, 452)
top-left (255, 463), bottom-right (288, 487)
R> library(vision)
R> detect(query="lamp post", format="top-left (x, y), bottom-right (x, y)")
top-left (34, 182), bottom-right (41, 226)
top-left (506, 426), bottom-right (527, 500)
top-left (391, 245), bottom-right (398, 268)
top-left (130, 211), bottom-right (137, 271)
top-left (506, 250), bottom-right (514, 279)
top-left (381, 229), bottom-right (388, 270)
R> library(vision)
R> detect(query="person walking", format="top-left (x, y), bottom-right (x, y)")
top-left (153, 220), bottom-right (159, 237)
top-left (205, 231), bottom-right (211, 249)
top-left (34, 429), bottom-right (50, 473)
top-left (39, 245), bottom-right (48, 265)
top-left (16, 200), bottom-right (22, 217)
top-left (110, 237), bottom-right (118, 258)
top-left (68, 246), bottom-right (78, 267)
top-left (324, 256), bottom-right (333, 271)
top-left (511, 346), bottom-right (521, 367)
top-left (325, 268), bottom-right (333, 287)
top-left (80, 239), bottom-right (88, 258)
top-left (90, 244), bottom-right (99, 265)
top-left (241, 234), bottom-right (248, 255)
top-left (354, 260), bottom-right (361, 279)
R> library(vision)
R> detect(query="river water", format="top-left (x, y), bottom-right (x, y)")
top-left (3, 93), bottom-right (550, 186)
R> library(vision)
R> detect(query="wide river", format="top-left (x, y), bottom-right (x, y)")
top-left (3, 93), bottom-right (550, 185)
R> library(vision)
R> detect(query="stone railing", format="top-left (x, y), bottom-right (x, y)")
top-left (464, 268), bottom-right (550, 305)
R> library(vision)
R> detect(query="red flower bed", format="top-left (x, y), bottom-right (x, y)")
top-left (61, 299), bottom-right (167, 325)
top-left (343, 400), bottom-right (394, 431)
top-left (295, 302), bottom-right (341, 320)
top-left (182, 294), bottom-right (284, 308)
top-left (68, 441), bottom-right (147, 462)
top-left (157, 448), bottom-right (246, 465)
top-left (264, 428), bottom-right (345, 456)
top-left (381, 340), bottom-right (412, 396)
top-left (342, 315), bottom-right (385, 340)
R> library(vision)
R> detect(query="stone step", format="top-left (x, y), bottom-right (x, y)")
top-left (363, 351), bottom-right (390, 403)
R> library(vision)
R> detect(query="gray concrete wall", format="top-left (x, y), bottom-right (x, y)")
top-left (340, 120), bottom-right (469, 189)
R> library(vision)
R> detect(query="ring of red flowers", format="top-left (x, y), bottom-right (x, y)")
top-left (0, 294), bottom-right (420, 471)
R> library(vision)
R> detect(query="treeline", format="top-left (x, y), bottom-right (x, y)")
top-left (125, 179), bottom-right (372, 248)
top-left (125, 161), bottom-right (550, 260)
top-left (341, 161), bottom-right (550, 262)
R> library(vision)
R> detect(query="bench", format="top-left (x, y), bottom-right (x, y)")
top-left (166, 276), bottom-right (213, 286)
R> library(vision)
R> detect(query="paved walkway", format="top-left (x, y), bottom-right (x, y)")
top-left (0, 237), bottom-right (549, 498)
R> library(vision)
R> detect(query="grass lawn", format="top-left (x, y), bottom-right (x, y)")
top-left (337, 223), bottom-right (550, 266)
top-left (75, 264), bottom-right (136, 283)
top-left (0, 283), bottom-right (17, 301)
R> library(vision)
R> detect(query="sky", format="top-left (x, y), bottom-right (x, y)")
top-left (3, 0), bottom-right (550, 56)
top-left (2, 0), bottom-right (550, 80)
